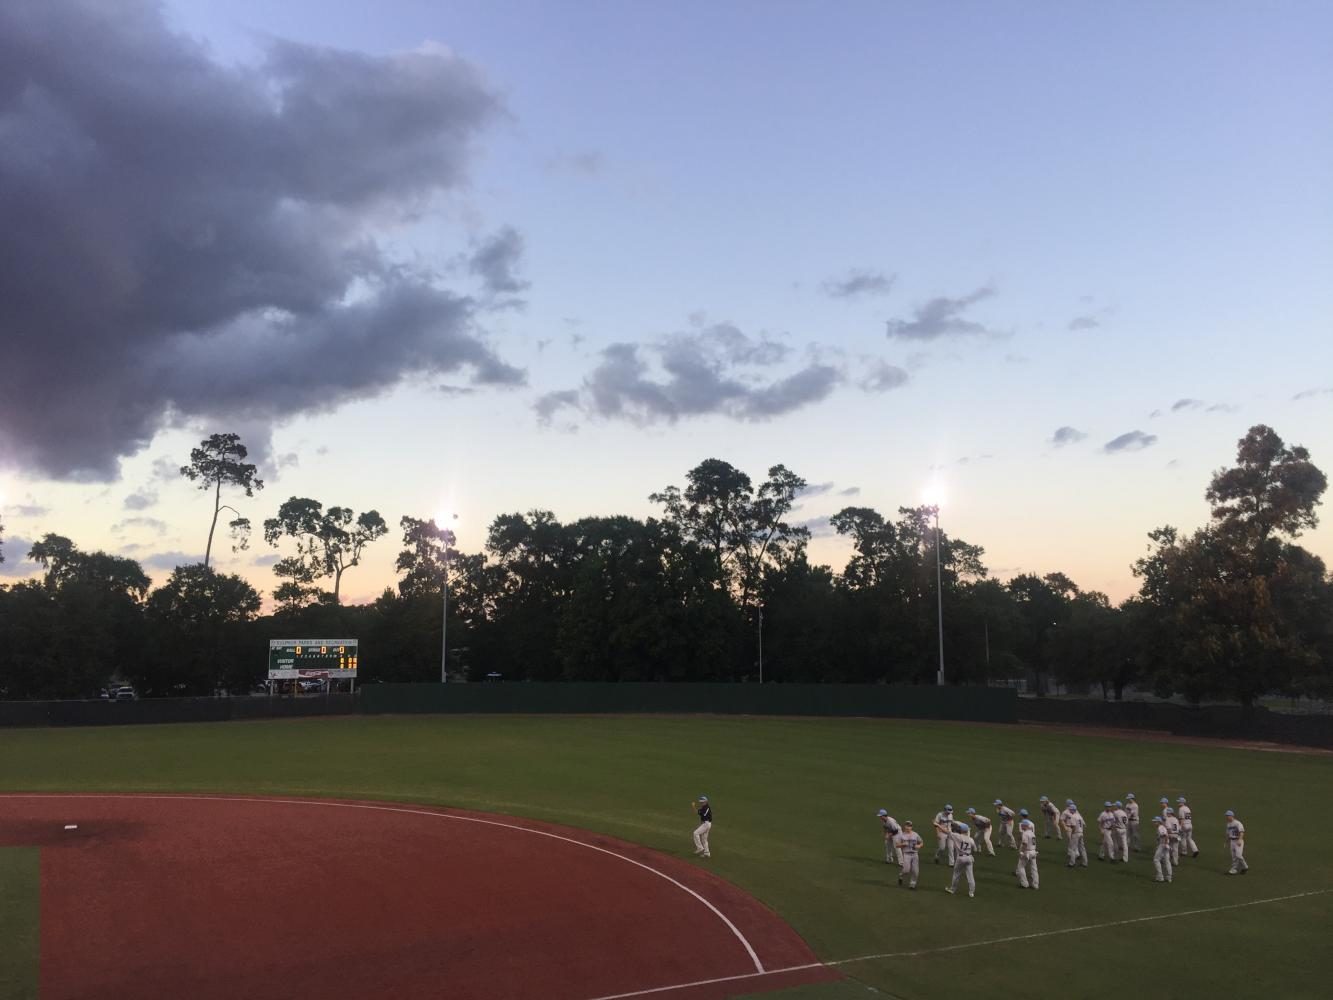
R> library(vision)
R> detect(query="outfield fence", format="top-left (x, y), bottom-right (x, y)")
top-left (1016, 696), bottom-right (1333, 749)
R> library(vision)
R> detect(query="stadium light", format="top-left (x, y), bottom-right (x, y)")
top-left (922, 481), bottom-right (946, 686)
top-left (437, 511), bottom-right (459, 684)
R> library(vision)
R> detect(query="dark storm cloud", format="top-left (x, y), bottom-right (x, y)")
top-left (535, 324), bottom-right (837, 425)
top-left (885, 287), bottom-right (997, 341)
top-left (123, 489), bottom-right (159, 511)
top-left (0, 1), bottom-right (519, 481)
top-left (793, 516), bottom-right (837, 539)
top-left (859, 361), bottom-right (909, 392)
top-left (823, 269), bottom-right (896, 299)
top-left (0, 535), bottom-right (38, 576)
top-left (1050, 426), bottom-right (1087, 447)
top-left (469, 226), bottom-right (530, 297)
top-left (1103, 431), bottom-right (1157, 453)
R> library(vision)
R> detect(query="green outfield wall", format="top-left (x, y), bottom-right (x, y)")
top-left (358, 682), bottom-right (1018, 722)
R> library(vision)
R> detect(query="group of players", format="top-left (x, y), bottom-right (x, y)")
top-left (875, 795), bottom-right (1250, 896)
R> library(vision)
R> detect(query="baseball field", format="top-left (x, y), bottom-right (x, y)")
top-left (1, 714), bottom-right (1330, 999)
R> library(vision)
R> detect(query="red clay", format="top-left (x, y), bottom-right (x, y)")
top-left (3, 794), bottom-right (837, 1000)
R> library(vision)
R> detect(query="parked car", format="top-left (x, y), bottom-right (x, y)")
top-left (113, 686), bottom-right (137, 701)
top-left (297, 679), bottom-right (325, 693)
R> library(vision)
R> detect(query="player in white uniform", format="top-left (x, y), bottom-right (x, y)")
top-left (934, 805), bottom-right (956, 865)
top-left (1125, 793), bottom-right (1141, 851)
top-left (1224, 810), bottom-right (1248, 874)
top-left (1112, 801), bottom-right (1130, 862)
top-left (895, 820), bottom-right (924, 888)
top-left (877, 809), bottom-right (903, 865)
top-left (994, 800), bottom-right (1017, 849)
top-left (1015, 817), bottom-right (1039, 889)
top-left (1062, 801), bottom-right (1088, 867)
top-left (1097, 802), bottom-right (1119, 861)
top-left (944, 822), bottom-right (976, 898)
top-left (1176, 797), bottom-right (1198, 858)
top-left (1163, 807), bottom-right (1182, 865)
top-left (966, 807), bottom-right (995, 855)
top-left (1152, 815), bottom-right (1173, 883)
top-left (1039, 795), bottom-right (1062, 840)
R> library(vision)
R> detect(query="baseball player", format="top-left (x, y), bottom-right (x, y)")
top-left (1225, 810), bottom-right (1248, 874)
top-left (944, 821), bottom-right (977, 898)
top-left (934, 804), bottom-right (956, 865)
top-left (1062, 800), bottom-right (1088, 867)
top-left (1177, 797), bottom-right (1198, 858)
top-left (966, 807), bottom-right (995, 855)
top-left (692, 796), bottom-right (712, 858)
top-left (877, 809), bottom-right (903, 865)
top-left (994, 799), bottom-right (1017, 849)
top-left (1015, 817), bottom-right (1039, 889)
top-left (1125, 793), bottom-right (1141, 851)
top-left (1097, 802), bottom-right (1119, 861)
top-left (1039, 795), bottom-right (1063, 840)
top-left (1112, 801), bottom-right (1130, 862)
top-left (1163, 806), bottom-right (1182, 865)
top-left (895, 820), bottom-right (925, 888)
top-left (1152, 815), bottom-right (1173, 882)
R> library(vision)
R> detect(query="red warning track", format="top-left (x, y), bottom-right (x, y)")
top-left (2, 794), bottom-right (838, 1000)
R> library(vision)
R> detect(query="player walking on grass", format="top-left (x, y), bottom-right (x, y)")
top-left (1126, 794), bottom-right (1141, 851)
top-left (934, 805), bottom-right (956, 865)
top-left (1152, 815), bottom-right (1173, 883)
top-left (1225, 810), bottom-right (1248, 875)
top-left (994, 800), bottom-right (1017, 849)
top-left (1098, 802), bottom-right (1118, 861)
top-left (1063, 801), bottom-right (1088, 867)
top-left (1163, 807), bottom-right (1182, 865)
top-left (1177, 797), bottom-right (1198, 858)
top-left (1113, 801), bottom-right (1130, 862)
top-left (966, 807), bottom-right (995, 855)
top-left (692, 796), bottom-right (712, 858)
top-left (877, 809), bottom-right (902, 865)
top-left (1039, 795), bottom-right (1062, 840)
top-left (1015, 818), bottom-right (1039, 889)
top-left (895, 821), bottom-right (924, 888)
top-left (943, 822), bottom-right (976, 898)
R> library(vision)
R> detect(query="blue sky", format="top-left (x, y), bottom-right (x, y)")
top-left (2, 0), bottom-right (1330, 602)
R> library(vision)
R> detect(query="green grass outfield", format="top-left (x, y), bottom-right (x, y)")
top-left (1, 715), bottom-right (1330, 999)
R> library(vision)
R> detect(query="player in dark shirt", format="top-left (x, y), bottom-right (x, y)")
top-left (693, 796), bottom-right (712, 858)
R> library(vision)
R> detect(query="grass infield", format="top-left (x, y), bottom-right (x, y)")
top-left (1, 714), bottom-right (1330, 999)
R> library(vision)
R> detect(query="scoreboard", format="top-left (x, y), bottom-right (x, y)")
top-left (268, 639), bottom-right (358, 680)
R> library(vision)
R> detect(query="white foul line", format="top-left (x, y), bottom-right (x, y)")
top-left (581, 887), bottom-right (1333, 999)
top-left (1, 793), bottom-right (764, 975)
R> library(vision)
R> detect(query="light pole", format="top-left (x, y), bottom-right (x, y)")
top-left (922, 482), bottom-right (947, 687)
top-left (933, 505), bottom-right (944, 686)
top-left (438, 512), bottom-right (458, 683)
top-left (758, 604), bottom-right (764, 684)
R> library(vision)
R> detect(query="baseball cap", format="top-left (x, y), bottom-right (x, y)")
top-left (1177, 797), bottom-right (1186, 803)
top-left (1153, 815), bottom-right (1163, 823)
top-left (1020, 819), bottom-right (1034, 828)
top-left (1019, 808), bottom-right (1029, 817)
top-left (1115, 801), bottom-right (1124, 807)
top-left (904, 819), bottom-right (914, 826)
top-left (1104, 801), bottom-right (1112, 808)
top-left (945, 804), bottom-right (953, 811)
top-left (1066, 799), bottom-right (1075, 806)
top-left (1127, 793), bottom-right (1136, 800)
top-left (877, 809), bottom-right (888, 817)
top-left (966, 807), bottom-right (976, 815)
top-left (1225, 810), bottom-right (1235, 817)
top-left (1039, 795), bottom-right (1049, 802)
top-left (1160, 797), bottom-right (1169, 804)
top-left (1165, 807), bottom-right (1174, 814)
top-left (993, 799), bottom-right (1003, 806)
top-left (699, 795), bottom-right (708, 801)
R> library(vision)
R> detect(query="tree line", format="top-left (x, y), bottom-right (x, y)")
top-left (1, 425), bottom-right (1329, 705)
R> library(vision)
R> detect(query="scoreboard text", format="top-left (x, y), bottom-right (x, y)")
top-left (268, 639), bottom-right (358, 679)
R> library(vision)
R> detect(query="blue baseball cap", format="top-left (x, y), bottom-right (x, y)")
top-left (1152, 815), bottom-right (1163, 823)
top-left (1177, 797), bottom-right (1187, 803)
top-left (1066, 799), bottom-right (1075, 806)
top-left (1104, 801), bottom-right (1112, 808)
top-left (1115, 801), bottom-right (1124, 807)
top-left (1127, 793), bottom-right (1136, 800)
top-left (877, 809), bottom-right (888, 817)
top-left (1019, 808), bottom-right (1029, 817)
top-left (1225, 810), bottom-right (1235, 817)
top-left (993, 799), bottom-right (1003, 806)
top-left (966, 807), bottom-right (976, 815)
top-left (699, 795), bottom-right (708, 801)
top-left (1039, 795), bottom-right (1049, 802)
top-left (945, 804), bottom-right (953, 811)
